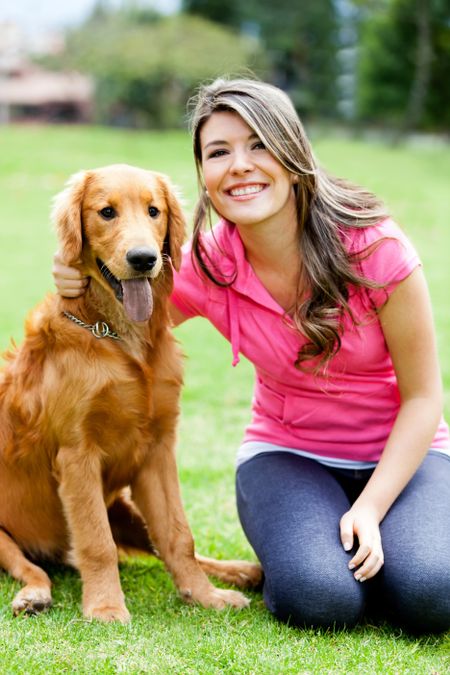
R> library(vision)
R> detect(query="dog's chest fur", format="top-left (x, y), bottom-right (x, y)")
top-left (48, 325), bottom-right (181, 489)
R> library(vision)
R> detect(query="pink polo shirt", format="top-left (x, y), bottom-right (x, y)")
top-left (171, 218), bottom-right (450, 462)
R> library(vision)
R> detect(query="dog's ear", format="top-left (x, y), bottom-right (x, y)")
top-left (159, 176), bottom-right (186, 272)
top-left (51, 170), bottom-right (90, 264)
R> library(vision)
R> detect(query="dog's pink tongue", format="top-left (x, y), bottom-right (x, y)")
top-left (122, 278), bottom-right (153, 322)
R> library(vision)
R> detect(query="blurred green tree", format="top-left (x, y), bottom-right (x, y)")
top-left (49, 8), bottom-right (265, 127)
top-left (183, 0), bottom-right (339, 118)
top-left (182, 0), bottom-right (240, 26)
top-left (357, 0), bottom-right (450, 131)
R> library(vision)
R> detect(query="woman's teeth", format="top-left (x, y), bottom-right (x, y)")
top-left (229, 185), bottom-right (264, 197)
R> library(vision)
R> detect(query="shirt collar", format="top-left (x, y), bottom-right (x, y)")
top-left (222, 220), bottom-right (286, 316)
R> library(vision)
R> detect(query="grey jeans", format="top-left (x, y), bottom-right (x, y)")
top-left (236, 450), bottom-right (450, 633)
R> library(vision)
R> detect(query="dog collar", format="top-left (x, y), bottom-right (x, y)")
top-left (62, 311), bottom-right (121, 341)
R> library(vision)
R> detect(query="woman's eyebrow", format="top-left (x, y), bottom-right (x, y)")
top-left (203, 133), bottom-right (259, 151)
top-left (203, 139), bottom-right (229, 150)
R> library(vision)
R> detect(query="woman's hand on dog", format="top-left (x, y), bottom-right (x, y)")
top-left (53, 251), bottom-right (89, 297)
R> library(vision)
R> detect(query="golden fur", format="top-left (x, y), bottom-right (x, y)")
top-left (0, 164), bottom-right (261, 622)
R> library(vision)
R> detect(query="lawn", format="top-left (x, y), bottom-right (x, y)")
top-left (0, 124), bottom-right (449, 674)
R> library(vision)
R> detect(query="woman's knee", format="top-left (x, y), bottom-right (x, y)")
top-left (263, 560), bottom-right (366, 629)
top-left (381, 559), bottom-right (450, 633)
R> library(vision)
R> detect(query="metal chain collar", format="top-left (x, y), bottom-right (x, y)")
top-left (62, 311), bottom-right (121, 341)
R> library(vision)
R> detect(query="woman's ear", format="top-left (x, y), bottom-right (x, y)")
top-left (51, 171), bottom-right (90, 264)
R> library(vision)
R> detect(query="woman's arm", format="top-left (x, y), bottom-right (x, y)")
top-left (340, 266), bottom-right (443, 581)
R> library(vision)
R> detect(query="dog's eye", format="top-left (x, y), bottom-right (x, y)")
top-left (99, 207), bottom-right (116, 220)
top-left (148, 206), bottom-right (160, 218)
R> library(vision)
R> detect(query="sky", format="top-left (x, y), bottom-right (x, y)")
top-left (0, 0), bottom-right (180, 38)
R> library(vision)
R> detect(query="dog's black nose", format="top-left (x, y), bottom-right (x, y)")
top-left (126, 247), bottom-right (158, 272)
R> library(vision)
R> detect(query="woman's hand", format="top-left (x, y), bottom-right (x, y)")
top-left (52, 251), bottom-right (89, 297)
top-left (339, 504), bottom-right (384, 582)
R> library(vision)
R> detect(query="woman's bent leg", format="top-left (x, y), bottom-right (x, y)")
top-left (236, 452), bottom-right (367, 628)
top-left (376, 452), bottom-right (450, 633)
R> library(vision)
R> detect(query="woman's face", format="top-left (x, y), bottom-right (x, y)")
top-left (199, 111), bottom-right (298, 232)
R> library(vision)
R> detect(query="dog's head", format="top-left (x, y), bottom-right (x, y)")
top-left (52, 164), bottom-right (186, 323)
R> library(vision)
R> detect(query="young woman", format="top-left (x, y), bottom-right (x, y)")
top-left (54, 77), bottom-right (450, 633)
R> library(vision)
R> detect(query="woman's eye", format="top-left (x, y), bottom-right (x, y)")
top-left (148, 206), bottom-right (160, 218)
top-left (99, 206), bottom-right (116, 220)
top-left (207, 149), bottom-right (227, 159)
top-left (252, 141), bottom-right (266, 150)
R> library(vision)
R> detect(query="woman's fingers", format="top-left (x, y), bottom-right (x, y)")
top-left (349, 542), bottom-right (384, 581)
top-left (340, 507), bottom-right (384, 582)
top-left (52, 251), bottom-right (89, 297)
top-left (339, 511), bottom-right (354, 552)
top-left (351, 545), bottom-right (384, 582)
top-left (52, 251), bottom-right (83, 279)
top-left (348, 532), bottom-right (384, 581)
top-left (57, 279), bottom-right (89, 297)
top-left (348, 542), bottom-right (371, 569)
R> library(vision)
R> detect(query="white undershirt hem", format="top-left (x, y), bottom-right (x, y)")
top-left (236, 440), bottom-right (450, 470)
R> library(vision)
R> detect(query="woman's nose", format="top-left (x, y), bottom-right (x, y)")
top-left (230, 149), bottom-right (254, 174)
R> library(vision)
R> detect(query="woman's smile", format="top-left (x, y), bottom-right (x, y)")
top-left (226, 183), bottom-right (268, 199)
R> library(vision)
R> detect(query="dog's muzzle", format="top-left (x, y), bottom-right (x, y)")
top-left (96, 257), bottom-right (154, 323)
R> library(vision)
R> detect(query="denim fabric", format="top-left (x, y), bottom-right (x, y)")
top-left (236, 450), bottom-right (450, 633)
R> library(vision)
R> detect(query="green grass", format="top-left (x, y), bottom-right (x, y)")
top-left (0, 125), bottom-right (449, 673)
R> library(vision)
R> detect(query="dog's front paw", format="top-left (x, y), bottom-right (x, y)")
top-left (181, 585), bottom-right (251, 610)
top-left (84, 603), bottom-right (131, 623)
top-left (12, 586), bottom-right (53, 616)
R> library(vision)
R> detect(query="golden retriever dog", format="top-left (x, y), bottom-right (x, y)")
top-left (0, 164), bottom-right (261, 623)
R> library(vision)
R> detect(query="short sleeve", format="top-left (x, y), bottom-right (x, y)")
top-left (353, 219), bottom-right (421, 308)
top-left (170, 241), bottom-right (210, 318)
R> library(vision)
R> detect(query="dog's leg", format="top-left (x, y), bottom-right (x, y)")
top-left (56, 446), bottom-right (130, 623)
top-left (131, 440), bottom-right (251, 610)
top-left (0, 528), bottom-right (52, 616)
top-left (107, 491), bottom-right (262, 588)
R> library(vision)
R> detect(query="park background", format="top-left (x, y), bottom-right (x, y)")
top-left (0, 1), bottom-right (449, 672)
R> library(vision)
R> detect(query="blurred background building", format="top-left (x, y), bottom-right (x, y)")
top-left (0, 20), bottom-right (93, 123)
